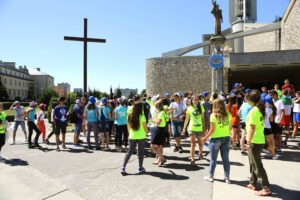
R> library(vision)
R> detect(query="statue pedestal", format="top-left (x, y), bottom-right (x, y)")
top-left (210, 35), bottom-right (226, 45)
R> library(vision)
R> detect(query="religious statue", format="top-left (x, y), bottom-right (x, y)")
top-left (211, 0), bottom-right (223, 36)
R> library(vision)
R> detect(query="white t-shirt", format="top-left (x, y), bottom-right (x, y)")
top-left (149, 106), bottom-right (158, 128)
top-left (274, 99), bottom-right (284, 124)
top-left (293, 102), bottom-right (300, 113)
top-left (169, 102), bottom-right (186, 122)
top-left (37, 110), bottom-right (45, 121)
top-left (13, 106), bottom-right (25, 121)
top-left (264, 107), bottom-right (273, 129)
top-left (183, 98), bottom-right (191, 107)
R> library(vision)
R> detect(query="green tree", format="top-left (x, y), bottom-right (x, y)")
top-left (47, 97), bottom-right (59, 123)
top-left (128, 90), bottom-right (136, 99)
top-left (0, 75), bottom-right (9, 101)
top-left (66, 92), bottom-right (77, 107)
top-left (110, 86), bottom-right (113, 99)
top-left (140, 89), bottom-right (146, 97)
top-left (38, 88), bottom-right (59, 105)
top-left (115, 88), bottom-right (122, 98)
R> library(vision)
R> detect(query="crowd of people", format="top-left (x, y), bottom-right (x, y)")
top-left (0, 78), bottom-right (299, 197)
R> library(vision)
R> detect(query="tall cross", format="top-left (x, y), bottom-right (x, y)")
top-left (64, 18), bottom-right (106, 95)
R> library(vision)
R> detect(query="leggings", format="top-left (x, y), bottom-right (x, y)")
top-left (47, 122), bottom-right (56, 139)
top-left (115, 125), bottom-right (128, 147)
top-left (28, 121), bottom-right (40, 145)
top-left (38, 120), bottom-right (46, 140)
top-left (0, 134), bottom-right (5, 151)
top-left (123, 139), bottom-right (146, 168)
top-left (86, 122), bottom-right (99, 147)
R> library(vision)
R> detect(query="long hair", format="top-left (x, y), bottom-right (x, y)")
top-left (228, 95), bottom-right (237, 113)
top-left (128, 101), bottom-right (144, 131)
top-left (191, 95), bottom-right (202, 114)
top-left (154, 100), bottom-right (164, 112)
top-left (213, 99), bottom-right (228, 121)
top-left (87, 104), bottom-right (95, 110)
top-left (246, 91), bottom-right (266, 118)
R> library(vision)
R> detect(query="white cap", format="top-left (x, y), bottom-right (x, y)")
top-left (76, 99), bottom-right (81, 104)
top-left (151, 94), bottom-right (160, 102)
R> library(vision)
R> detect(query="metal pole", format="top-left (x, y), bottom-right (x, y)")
top-left (84, 18), bottom-right (87, 95)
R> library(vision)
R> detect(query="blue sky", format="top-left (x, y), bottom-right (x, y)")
top-left (0, 0), bottom-right (290, 93)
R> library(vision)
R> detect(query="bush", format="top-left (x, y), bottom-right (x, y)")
top-left (47, 97), bottom-right (59, 123)
top-left (66, 92), bottom-right (77, 108)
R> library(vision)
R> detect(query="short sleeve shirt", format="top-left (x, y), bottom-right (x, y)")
top-left (85, 106), bottom-right (98, 122)
top-left (54, 105), bottom-right (68, 124)
top-left (169, 102), bottom-right (186, 122)
top-left (114, 106), bottom-right (128, 125)
top-left (240, 102), bottom-right (252, 122)
top-left (28, 108), bottom-right (36, 122)
top-left (129, 114), bottom-right (146, 139)
top-left (274, 99), bottom-right (285, 123)
top-left (75, 106), bottom-right (83, 124)
top-left (98, 106), bottom-right (110, 120)
top-left (265, 107), bottom-right (273, 129)
top-left (227, 104), bottom-right (239, 126)
top-left (157, 111), bottom-right (166, 128)
top-left (186, 106), bottom-right (205, 132)
top-left (37, 110), bottom-right (45, 121)
top-left (13, 106), bottom-right (25, 121)
top-left (210, 112), bottom-right (231, 138)
top-left (246, 106), bottom-right (265, 144)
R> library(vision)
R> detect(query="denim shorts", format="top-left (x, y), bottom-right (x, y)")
top-left (99, 119), bottom-right (110, 133)
top-left (75, 123), bottom-right (82, 135)
top-left (150, 126), bottom-right (158, 143)
top-left (293, 113), bottom-right (300, 123)
top-left (14, 121), bottom-right (26, 131)
top-left (171, 121), bottom-right (184, 138)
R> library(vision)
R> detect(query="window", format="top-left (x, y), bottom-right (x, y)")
top-left (10, 79), bottom-right (12, 84)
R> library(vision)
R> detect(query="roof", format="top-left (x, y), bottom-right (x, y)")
top-left (282, 0), bottom-right (296, 23)
top-left (28, 68), bottom-right (52, 77)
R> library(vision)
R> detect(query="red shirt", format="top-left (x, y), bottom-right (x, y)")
top-left (227, 104), bottom-right (239, 126)
top-left (282, 84), bottom-right (295, 91)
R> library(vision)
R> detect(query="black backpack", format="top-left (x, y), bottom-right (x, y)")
top-left (70, 109), bottom-right (79, 123)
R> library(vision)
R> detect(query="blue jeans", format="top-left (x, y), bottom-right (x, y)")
top-left (209, 136), bottom-right (231, 178)
top-left (171, 121), bottom-right (184, 138)
top-left (75, 123), bottom-right (82, 135)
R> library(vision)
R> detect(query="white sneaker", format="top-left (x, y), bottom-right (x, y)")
top-left (272, 155), bottom-right (279, 160)
top-left (224, 178), bottom-right (231, 184)
top-left (25, 138), bottom-right (28, 143)
top-left (204, 176), bottom-right (214, 182)
top-left (265, 152), bottom-right (272, 157)
top-left (11, 142), bottom-right (15, 145)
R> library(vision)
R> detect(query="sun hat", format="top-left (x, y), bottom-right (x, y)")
top-left (151, 95), bottom-right (160, 102)
top-left (29, 101), bottom-right (37, 107)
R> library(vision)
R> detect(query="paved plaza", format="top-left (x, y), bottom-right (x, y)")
top-left (0, 121), bottom-right (300, 200)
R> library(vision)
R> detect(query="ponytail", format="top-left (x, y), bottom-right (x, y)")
top-left (255, 101), bottom-right (266, 118)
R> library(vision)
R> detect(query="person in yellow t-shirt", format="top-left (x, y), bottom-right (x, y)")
top-left (244, 91), bottom-right (272, 197)
top-left (202, 99), bottom-right (231, 184)
top-left (183, 96), bottom-right (205, 166)
top-left (121, 102), bottom-right (148, 175)
top-left (0, 103), bottom-right (7, 159)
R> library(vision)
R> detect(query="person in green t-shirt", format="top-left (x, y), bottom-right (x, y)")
top-left (274, 84), bottom-right (282, 99)
top-left (0, 103), bottom-right (7, 159)
top-left (244, 91), bottom-right (272, 197)
top-left (151, 100), bottom-right (167, 167)
top-left (183, 96), bottom-right (205, 166)
top-left (202, 99), bottom-right (231, 184)
top-left (121, 102), bottom-right (148, 175)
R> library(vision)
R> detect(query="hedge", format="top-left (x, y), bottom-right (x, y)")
top-left (0, 102), bottom-right (30, 110)
top-left (4, 111), bottom-right (48, 122)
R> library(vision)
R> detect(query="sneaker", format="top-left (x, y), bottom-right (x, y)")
top-left (56, 147), bottom-right (60, 152)
top-left (62, 144), bottom-right (67, 149)
top-left (121, 168), bottom-right (127, 176)
top-left (178, 146), bottom-right (183, 153)
top-left (34, 143), bottom-right (41, 148)
top-left (45, 140), bottom-right (50, 145)
top-left (204, 143), bottom-right (209, 148)
top-left (138, 167), bottom-right (146, 173)
top-left (88, 146), bottom-right (93, 150)
top-left (78, 139), bottom-right (83, 144)
top-left (74, 144), bottom-right (80, 147)
top-left (275, 148), bottom-right (281, 153)
top-left (25, 138), bottom-right (28, 143)
top-left (0, 155), bottom-right (4, 160)
top-left (43, 140), bottom-right (47, 144)
top-left (28, 144), bottom-right (34, 149)
top-left (96, 146), bottom-right (101, 150)
top-left (173, 146), bottom-right (179, 152)
top-left (241, 151), bottom-right (248, 156)
top-left (11, 142), bottom-right (15, 145)
top-left (191, 161), bottom-right (196, 166)
top-left (272, 155), bottom-right (279, 160)
top-left (224, 178), bottom-right (231, 184)
top-left (204, 176), bottom-right (214, 182)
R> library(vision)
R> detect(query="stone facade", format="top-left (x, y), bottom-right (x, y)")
top-left (281, 0), bottom-right (300, 50)
top-left (243, 23), bottom-right (279, 52)
top-left (146, 56), bottom-right (212, 97)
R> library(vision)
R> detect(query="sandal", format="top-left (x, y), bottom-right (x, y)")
top-left (255, 190), bottom-right (272, 196)
top-left (243, 184), bottom-right (257, 191)
top-left (152, 160), bottom-right (159, 165)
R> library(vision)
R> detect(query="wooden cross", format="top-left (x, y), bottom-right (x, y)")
top-left (64, 18), bottom-right (106, 95)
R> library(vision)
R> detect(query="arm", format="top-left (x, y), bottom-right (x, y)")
top-left (26, 109), bottom-right (31, 122)
top-left (279, 109), bottom-right (285, 126)
top-left (246, 124), bottom-right (256, 150)
top-left (142, 122), bottom-right (148, 135)
top-left (201, 112), bottom-right (205, 130)
top-left (182, 114), bottom-right (190, 135)
top-left (37, 112), bottom-right (41, 125)
top-left (202, 122), bottom-right (215, 143)
top-left (10, 103), bottom-right (15, 110)
top-left (114, 112), bottom-right (118, 120)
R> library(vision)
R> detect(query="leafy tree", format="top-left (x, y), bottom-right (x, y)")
top-left (38, 88), bottom-right (59, 105)
top-left (128, 90), bottom-right (136, 99)
top-left (140, 89), bottom-right (146, 97)
top-left (115, 88), bottom-right (122, 98)
top-left (0, 75), bottom-right (9, 101)
top-left (66, 92), bottom-right (77, 107)
top-left (47, 97), bottom-right (59, 123)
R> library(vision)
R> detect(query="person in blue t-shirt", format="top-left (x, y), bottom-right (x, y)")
top-left (238, 99), bottom-right (252, 155)
top-left (53, 97), bottom-right (68, 152)
top-left (26, 101), bottom-right (41, 149)
top-left (98, 97), bottom-right (111, 150)
top-left (84, 96), bottom-right (100, 150)
top-left (114, 98), bottom-right (128, 151)
top-left (74, 99), bottom-right (84, 146)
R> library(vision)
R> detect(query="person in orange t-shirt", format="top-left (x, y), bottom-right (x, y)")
top-left (227, 95), bottom-right (240, 149)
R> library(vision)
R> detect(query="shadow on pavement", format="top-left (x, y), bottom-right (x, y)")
top-left (67, 148), bottom-right (94, 153)
top-left (2, 158), bottom-right (29, 166)
top-left (276, 151), bottom-right (300, 163)
top-left (163, 163), bottom-right (205, 171)
top-left (126, 170), bottom-right (189, 180)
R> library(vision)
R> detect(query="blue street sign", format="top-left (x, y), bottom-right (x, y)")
top-left (209, 54), bottom-right (224, 69)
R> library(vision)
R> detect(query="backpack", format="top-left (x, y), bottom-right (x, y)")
top-left (99, 107), bottom-right (106, 122)
top-left (70, 109), bottom-right (78, 123)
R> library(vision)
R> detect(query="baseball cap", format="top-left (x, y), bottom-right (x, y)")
top-left (39, 104), bottom-right (46, 108)
top-left (202, 92), bottom-right (209, 97)
top-left (101, 97), bottom-right (107, 104)
top-left (179, 93), bottom-right (184, 97)
top-left (14, 101), bottom-right (20, 104)
top-left (88, 96), bottom-right (96, 105)
top-left (245, 89), bottom-right (251, 93)
top-left (234, 83), bottom-right (240, 88)
top-left (164, 93), bottom-right (170, 97)
top-left (151, 95), bottom-right (160, 102)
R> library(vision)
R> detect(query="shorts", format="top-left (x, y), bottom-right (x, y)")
top-left (150, 126), bottom-right (158, 142)
top-left (282, 115), bottom-right (291, 127)
top-left (272, 123), bottom-right (282, 135)
top-left (151, 127), bottom-right (165, 145)
top-left (188, 131), bottom-right (204, 137)
top-left (99, 120), bottom-right (110, 133)
top-left (264, 128), bottom-right (272, 136)
top-left (82, 119), bottom-right (87, 126)
top-left (293, 113), bottom-right (300, 123)
top-left (55, 123), bottom-right (67, 135)
top-left (231, 125), bottom-right (239, 129)
top-left (171, 121), bottom-right (184, 138)
top-left (14, 121), bottom-right (26, 131)
top-left (75, 123), bottom-right (82, 135)
top-left (240, 122), bottom-right (246, 130)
